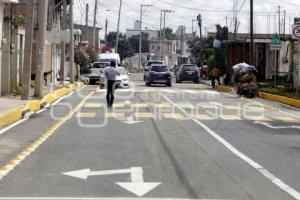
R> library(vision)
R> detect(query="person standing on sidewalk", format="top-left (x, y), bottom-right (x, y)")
top-left (104, 61), bottom-right (120, 108)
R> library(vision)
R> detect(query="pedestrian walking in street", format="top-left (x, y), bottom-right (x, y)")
top-left (210, 67), bottom-right (221, 88)
top-left (104, 61), bottom-right (120, 108)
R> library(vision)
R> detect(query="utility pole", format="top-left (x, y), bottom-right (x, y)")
top-left (139, 4), bottom-right (152, 70)
top-left (278, 5), bottom-right (281, 36)
top-left (163, 11), bottom-right (166, 39)
top-left (197, 15), bottom-right (202, 39)
top-left (197, 14), bottom-right (203, 66)
top-left (86, 3), bottom-right (89, 39)
top-left (34, 0), bottom-right (48, 98)
top-left (162, 10), bottom-right (173, 40)
top-left (160, 9), bottom-right (172, 60)
top-left (115, 0), bottom-right (123, 52)
top-left (60, 0), bottom-right (67, 84)
top-left (21, 0), bottom-right (36, 100)
top-left (92, 0), bottom-right (97, 48)
top-left (180, 26), bottom-right (183, 58)
top-left (250, 0), bottom-right (254, 65)
top-left (159, 10), bottom-right (162, 60)
top-left (192, 19), bottom-right (197, 39)
top-left (105, 19), bottom-right (108, 45)
top-left (226, 16), bottom-right (228, 28)
top-left (283, 10), bottom-right (286, 38)
top-left (69, 0), bottom-right (75, 83)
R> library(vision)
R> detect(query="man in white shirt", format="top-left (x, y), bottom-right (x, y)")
top-left (104, 61), bottom-right (120, 108)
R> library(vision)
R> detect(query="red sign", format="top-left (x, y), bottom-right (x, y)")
top-left (292, 25), bottom-right (300, 39)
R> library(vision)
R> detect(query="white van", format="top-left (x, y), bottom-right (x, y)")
top-left (98, 53), bottom-right (121, 68)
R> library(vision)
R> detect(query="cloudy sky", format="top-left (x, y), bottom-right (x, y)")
top-left (74, 0), bottom-right (300, 39)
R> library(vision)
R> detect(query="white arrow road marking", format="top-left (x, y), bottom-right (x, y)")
top-left (122, 116), bottom-right (143, 125)
top-left (63, 167), bottom-right (161, 197)
top-left (63, 168), bottom-right (131, 180)
top-left (116, 167), bottom-right (161, 197)
top-left (254, 121), bottom-right (300, 130)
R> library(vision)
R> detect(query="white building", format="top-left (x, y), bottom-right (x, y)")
top-left (125, 20), bottom-right (159, 40)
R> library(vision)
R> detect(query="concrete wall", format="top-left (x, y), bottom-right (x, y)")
top-left (149, 40), bottom-right (177, 57)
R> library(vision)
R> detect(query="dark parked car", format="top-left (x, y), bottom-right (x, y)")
top-left (143, 60), bottom-right (164, 81)
top-left (176, 64), bottom-right (200, 83)
top-left (145, 64), bottom-right (172, 87)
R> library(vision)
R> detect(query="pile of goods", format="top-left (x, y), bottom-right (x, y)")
top-left (232, 63), bottom-right (258, 98)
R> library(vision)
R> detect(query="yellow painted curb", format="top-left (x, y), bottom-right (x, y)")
top-left (76, 82), bottom-right (85, 89)
top-left (22, 100), bottom-right (41, 112)
top-left (68, 84), bottom-right (77, 91)
top-left (54, 87), bottom-right (69, 98)
top-left (0, 108), bottom-right (22, 129)
top-left (258, 92), bottom-right (300, 108)
top-left (215, 85), bottom-right (235, 93)
top-left (40, 93), bottom-right (57, 105)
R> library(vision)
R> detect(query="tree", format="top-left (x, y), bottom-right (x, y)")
top-left (215, 24), bottom-right (229, 41)
top-left (87, 47), bottom-right (98, 63)
top-left (118, 39), bottom-right (134, 60)
top-left (159, 27), bottom-right (176, 40)
top-left (188, 24), bottom-right (228, 72)
top-left (106, 32), bottom-right (117, 47)
top-left (106, 32), bottom-right (134, 60)
top-left (188, 36), bottom-right (214, 65)
top-left (75, 49), bottom-right (89, 68)
top-left (128, 33), bottom-right (150, 53)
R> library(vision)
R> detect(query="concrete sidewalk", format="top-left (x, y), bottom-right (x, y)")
top-left (0, 82), bottom-right (85, 129)
top-left (0, 84), bottom-right (67, 115)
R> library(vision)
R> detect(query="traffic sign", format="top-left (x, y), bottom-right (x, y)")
top-left (272, 33), bottom-right (281, 45)
top-left (294, 17), bottom-right (300, 25)
top-left (270, 33), bottom-right (282, 50)
top-left (292, 24), bottom-right (300, 39)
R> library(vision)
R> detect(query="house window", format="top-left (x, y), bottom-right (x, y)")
top-left (152, 45), bottom-right (154, 49)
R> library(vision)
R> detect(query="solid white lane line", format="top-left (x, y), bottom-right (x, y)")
top-left (0, 119), bottom-right (27, 136)
top-left (160, 93), bottom-right (300, 200)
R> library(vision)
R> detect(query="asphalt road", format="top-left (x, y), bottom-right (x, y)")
top-left (0, 73), bottom-right (300, 200)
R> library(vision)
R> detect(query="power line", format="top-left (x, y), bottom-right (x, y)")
top-left (156, 0), bottom-right (233, 13)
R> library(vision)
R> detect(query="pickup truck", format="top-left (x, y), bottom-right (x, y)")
top-left (89, 62), bottom-right (110, 87)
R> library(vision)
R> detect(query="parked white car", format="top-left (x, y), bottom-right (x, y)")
top-left (116, 67), bottom-right (129, 88)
